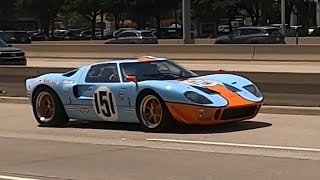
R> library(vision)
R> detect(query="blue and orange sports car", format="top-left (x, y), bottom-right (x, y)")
top-left (25, 56), bottom-right (263, 132)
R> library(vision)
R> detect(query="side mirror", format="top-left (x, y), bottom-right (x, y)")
top-left (126, 75), bottom-right (137, 83)
top-left (8, 44), bottom-right (12, 47)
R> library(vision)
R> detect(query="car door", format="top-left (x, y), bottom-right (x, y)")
top-left (115, 32), bottom-right (139, 44)
top-left (67, 63), bottom-right (123, 122)
top-left (228, 30), bottom-right (241, 43)
top-left (236, 28), bottom-right (252, 44)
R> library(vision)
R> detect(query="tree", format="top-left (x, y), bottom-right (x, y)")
top-left (238, 0), bottom-right (260, 25)
top-left (287, 0), bottom-right (312, 26)
top-left (65, 0), bottom-right (105, 38)
top-left (192, 0), bottom-right (240, 36)
top-left (102, 0), bottom-right (128, 30)
top-left (18, 0), bottom-right (65, 36)
top-left (126, 0), bottom-right (178, 29)
top-left (0, 0), bottom-right (19, 19)
top-left (126, 0), bottom-right (155, 28)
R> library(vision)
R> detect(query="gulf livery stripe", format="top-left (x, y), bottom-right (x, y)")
top-left (206, 85), bottom-right (255, 107)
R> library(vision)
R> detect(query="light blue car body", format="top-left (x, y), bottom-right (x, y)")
top-left (26, 58), bottom-right (263, 123)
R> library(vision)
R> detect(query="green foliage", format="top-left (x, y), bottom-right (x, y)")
top-left (3, 0), bottom-right (315, 31)
top-left (0, 0), bottom-right (19, 18)
top-left (65, 0), bottom-right (105, 21)
top-left (20, 0), bottom-right (65, 17)
top-left (192, 0), bottom-right (240, 18)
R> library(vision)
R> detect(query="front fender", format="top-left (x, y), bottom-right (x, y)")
top-left (138, 80), bottom-right (190, 104)
top-left (137, 80), bottom-right (228, 107)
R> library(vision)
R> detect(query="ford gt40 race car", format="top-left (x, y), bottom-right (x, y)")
top-left (26, 56), bottom-right (263, 132)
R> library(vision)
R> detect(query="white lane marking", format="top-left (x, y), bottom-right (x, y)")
top-left (146, 138), bottom-right (320, 153)
top-left (0, 175), bottom-right (40, 180)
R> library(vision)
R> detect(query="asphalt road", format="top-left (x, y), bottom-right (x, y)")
top-left (1, 103), bottom-right (320, 180)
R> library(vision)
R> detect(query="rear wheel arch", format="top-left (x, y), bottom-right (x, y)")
top-left (32, 84), bottom-right (65, 103)
top-left (31, 84), bottom-right (69, 127)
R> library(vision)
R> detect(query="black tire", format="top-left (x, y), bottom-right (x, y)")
top-left (32, 86), bottom-right (70, 127)
top-left (136, 91), bottom-right (176, 132)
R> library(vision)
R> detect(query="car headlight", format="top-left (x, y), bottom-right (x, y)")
top-left (184, 91), bottom-right (213, 104)
top-left (243, 85), bottom-right (262, 97)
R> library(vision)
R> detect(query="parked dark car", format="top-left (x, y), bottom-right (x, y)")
top-left (215, 26), bottom-right (286, 44)
top-left (0, 31), bottom-right (32, 44)
top-left (0, 39), bottom-right (27, 65)
top-left (104, 30), bottom-right (158, 44)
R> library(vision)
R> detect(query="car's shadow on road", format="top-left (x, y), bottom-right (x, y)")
top-left (174, 121), bottom-right (272, 134)
top-left (43, 120), bottom-right (272, 134)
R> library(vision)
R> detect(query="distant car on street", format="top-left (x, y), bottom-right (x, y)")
top-left (104, 30), bottom-right (158, 44)
top-left (215, 26), bottom-right (286, 44)
top-left (0, 39), bottom-right (27, 65)
top-left (0, 31), bottom-right (32, 44)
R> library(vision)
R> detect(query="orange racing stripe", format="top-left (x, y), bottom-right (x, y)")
top-left (206, 85), bottom-right (254, 107)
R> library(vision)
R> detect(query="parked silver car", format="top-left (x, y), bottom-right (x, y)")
top-left (104, 30), bottom-right (158, 44)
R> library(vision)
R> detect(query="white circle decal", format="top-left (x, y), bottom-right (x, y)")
top-left (93, 86), bottom-right (118, 121)
top-left (184, 79), bottom-right (218, 87)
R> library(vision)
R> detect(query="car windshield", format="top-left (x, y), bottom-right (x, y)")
top-left (0, 39), bottom-right (9, 47)
top-left (120, 60), bottom-right (199, 81)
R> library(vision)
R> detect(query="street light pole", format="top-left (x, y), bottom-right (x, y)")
top-left (182, 0), bottom-right (193, 44)
top-left (281, 0), bottom-right (286, 37)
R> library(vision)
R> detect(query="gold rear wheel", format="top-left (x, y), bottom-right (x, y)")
top-left (32, 86), bottom-right (69, 127)
top-left (35, 91), bottom-right (55, 122)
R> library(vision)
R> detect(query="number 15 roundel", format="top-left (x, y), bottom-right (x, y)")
top-left (93, 86), bottom-right (118, 122)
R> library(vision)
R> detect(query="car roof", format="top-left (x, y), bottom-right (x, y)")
top-left (120, 30), bottom-right (153, 33)
top-left (237, 26), bottom-right (279, 30)
top-left (90, 56), bottom-right (168, 66)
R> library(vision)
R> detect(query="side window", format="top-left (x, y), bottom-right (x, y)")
top-left (117, 32), bottom-right (129, 38)
top-left (240, 29), bottom-right (251, 35)
top-left (85, 63), bottom-right (120, 83)
top-left (117, 32), bottom-right (138, 38)
top-left (231, 30), bottom-right (240, 36)
top-left (249, 29), bottom-right (263, 34)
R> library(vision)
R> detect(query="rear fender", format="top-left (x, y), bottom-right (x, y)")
top-left (26, 74), bottom-right (68, 105)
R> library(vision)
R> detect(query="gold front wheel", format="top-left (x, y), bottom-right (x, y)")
top-left (139, 95), bottom-right (163, 129)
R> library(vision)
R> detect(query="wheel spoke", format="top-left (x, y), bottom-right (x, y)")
top-left (140, 95), bottom-right (163, 128)
top-left (36, 91), bottom-right (55, 121)
top-left (147, 113), bottom-right (154, 123)
top-left (153, 114), bottom-right (159, 124)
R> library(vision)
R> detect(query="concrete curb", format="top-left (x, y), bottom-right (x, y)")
top-left (0, 97), bottom-right (29, 105)
top-left (259, 106), bottom-right (320, 116)
top-left (27, 56), bottom-right (320, 63)
top-left (0, 96), bottom-right (319, 116)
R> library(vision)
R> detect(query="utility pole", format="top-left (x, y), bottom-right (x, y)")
top-left (281, 0), bottom-right (286, 37)
top-left (182, 0), bottom-right (194, 44)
